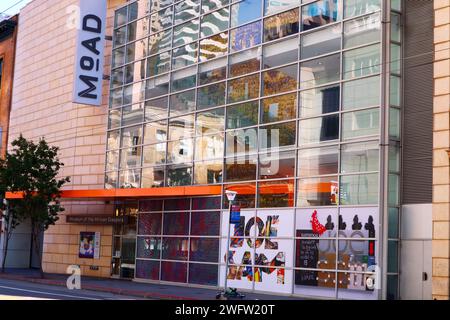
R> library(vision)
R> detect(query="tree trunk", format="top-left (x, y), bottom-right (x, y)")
top-left (1, 233), bottom-right (10, 273)
top-left (32, 223), bottom-right (44, 279)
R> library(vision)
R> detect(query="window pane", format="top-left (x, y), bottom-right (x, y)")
top-left (136, 259), bottom-right (160, 280)
top-left (123, 81), bottom-right (145, 105)
top-left (225, 129), bottom-right (258, 156)
top-left (167, 139), bottom-right (194, 164)
top-left (167, 165), bottom-right (193, 186)
top-left (162, 237), bottom-right (189, 260)
top-left (261, 93), bottom-right (297, 124)
top-left (143, 143), bottom-right (167, 165)
top-left (202, 0), bottom-right (229, 14)
top-left (389, 146), bottom-right (400, 172)
top-left (200, 32), bottom-right (229, 61)
top-left (344, 0), bottom-right (380, 18)
top-left (122, 104), bottom-right (144, 127)
top-left (168, 115), bottom-right (195, 139)
top-left (226, 101), bottom-right (258, 129)
top-left (144, 120), bottom-right (167, 144)
top-left (265, 0), bottom-right (298, 15)
top-left (263, 37), bottom-right (298, 69)
top-left (115, 6), bottom-right (128, 27)
top-left (390, 76), bottom-right (401, 106)
top-left (173, 20), bottom-right (199, 47)
top-left (172, 43), bottom-right (198, 69)
top-left (300, 84), bottom-right (340, 117)
top-left (227, 74), bottom-right (260, 103)
top-left (192, 196), bottom-right (221, 210)
top-left (389, 107), bottom-right (400, 139)
top-left (299, 115), bottom-right (339, 144)
top-left (342, 108), bottom-right (380, 139)
top-left (388, 208), bottom-right (399, 238)
top-left (194, 160), bottom-right (223, 184)
top-left (191, 210), bottom-right (220, 236)
top-left (161, 261), bottom-right (187, 283)
top-left (340, 173), bottom-right (378, 205)
top-left (391, 13), bottom-right (401, 42)
top-left (229, 48), bottom-right (261, 77)
top-left (199, 58), bottom-right (227, 85)
top-left (171, 67), bottom-right (197, 92)
top-left (107, 129), bottom-right (120, 150)
top-left (148, 29), bottom-right (172, 54)
top-left (190, 238), bottom-right (219, 262)
top-left (389, 174), bottom-right (399, 206)
top-left (197, 82), bottom-right (226, 109)
top-left (302, 0), bottom-right (340, 31)
top-left (137, 237), bottom-right (161, 259)
top-left (263, 8), bottom-right (299, 42)
top-left (258, 179), bottom-right (295, 207)
top-left (112, 46), bottom-right (125, 68)
top-left (145, 97), bottom-right (168, 121)
top-left (230, 21), bottom-right (262, 52)
top-left (259, 121), bottom-right (296, 150)
top-left (145, 74), bottom-right (170, 99)
top-left (109, 108), bottom-right (121, 130)
top-left (196, 108), bottom-right (225, 135)
top-left (391, 43), bottom-right (401, 74)
top-left (119, 169), bottom-right (141, 188)
top-left (139, 212), bottom-right (162, 235)
top-left (106, 150), bottom-right (119, 171)
top-left (298, 145), bottom-right (339, 177)
top-left (150, 7), bottom-right (173, 33)
top-left (343, 44), bottom-right (380, 79)
top-left (300, 53), bottom-right (340, 89)
top-left (262, 64), bottom-right (298, 96)
top-left (121, 125), bottom-right (143, 148)
top-left (297, 176), bottom-right (339, 206)
top-left (201, 8), bottom-right (230, 37)
top-left (341, 141), bottom-right (379, 173)
top-left (174, 0), bottom-right (200, 25)
top-left (230, 0), bottom-right (262, 27)
top-left (344, 12), bottom-right (381, 49)
top-left (259, 151), bottom-right (296, 179)
top-left (301, 24), bottom-right (341, 59)
top-left (223, 183), bottom-right (256, 208)
top-left (225, 156), bottom-right (257, 181)
top-left (342, 76), bottom-right (380, 110)
top-left (387, 241), bottom-right (398, 273)
top-left (169, 89), bottom-right (196, 116)
top-left (188, 263), bottom-right (218, 286)
top-left (195, 135), bottom-right (224, 160)
top-left (114, 26), bottom-right (126, 48)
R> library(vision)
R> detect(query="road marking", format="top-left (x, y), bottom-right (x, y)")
top-left (0, 285), bottom-right (101, 300)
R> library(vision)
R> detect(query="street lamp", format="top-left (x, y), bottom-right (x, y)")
top-left (216, 190), bottom-right (245, 299)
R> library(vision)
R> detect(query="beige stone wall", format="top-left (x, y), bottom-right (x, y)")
top-left (9, 0), bottom-right (126, 277)
top-left (433, 0), bottom-right (450, 300)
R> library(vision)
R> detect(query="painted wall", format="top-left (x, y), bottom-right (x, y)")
top-left (432, 0), bottom-right (450, 300)
top-left (7, 0), bottom-right (126, 277)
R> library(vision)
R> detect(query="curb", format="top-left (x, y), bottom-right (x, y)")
top-left (0, 273), bottom-right (199, 300)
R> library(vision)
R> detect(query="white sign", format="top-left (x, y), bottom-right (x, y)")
top-left (94, 231), bottom-right (101, 259)
top-left (73, 0), bottom-right (107, 106)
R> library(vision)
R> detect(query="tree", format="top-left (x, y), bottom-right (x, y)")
top-left (0, 135), bottom-right (70, 277)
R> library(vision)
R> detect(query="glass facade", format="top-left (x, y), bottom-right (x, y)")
top-left (108, 0), bottom-right (401, 299)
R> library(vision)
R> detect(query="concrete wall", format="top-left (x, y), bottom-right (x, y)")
top-left (8, 0), bottom-right (126, 277)
top-left (432, 0), bottom-right (450, 300)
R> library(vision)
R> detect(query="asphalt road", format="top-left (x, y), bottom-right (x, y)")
top-left (0, 278), bottom-right (146, 300)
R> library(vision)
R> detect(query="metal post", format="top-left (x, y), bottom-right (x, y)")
top-left (224, 200), bottom-right (232, 294)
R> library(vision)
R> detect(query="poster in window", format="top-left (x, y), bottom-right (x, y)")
top-left (79, 231), bottom-right (100, 259)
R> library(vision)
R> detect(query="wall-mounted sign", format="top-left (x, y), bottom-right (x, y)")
top-left (73, 0), bottom-right (107, 106)
top-left (79, 231), bottom-right (100, 259)
top-left (66, 215), bottom-right (127, 225)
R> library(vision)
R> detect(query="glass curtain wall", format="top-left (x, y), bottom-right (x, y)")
top-left (107, 0), bottom-right (390, 299)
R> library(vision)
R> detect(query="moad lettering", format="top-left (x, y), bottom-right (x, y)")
top-left (73, 0), bottom-right (106, 106)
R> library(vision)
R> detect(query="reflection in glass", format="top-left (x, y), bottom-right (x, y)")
top-left (196, 108), bottom-right (225, 135)
top-left (194, 160), bottom-right (223, 184)
top-left (225, 156), bottom-right (257, 182)
top-left (141, 166), bottom-right (165, 188)
top-left (197, 82), bottom-right (226, 109)
top-left (342, 76), bottom-right (380, 110)
top-left (195, 135), bottom-right (224, 161)
top-left (258, 179), bottom-right (295, 208)
top-left (148, 29), bottom-right (172, 54)
top-left (174, 0), bottom-right (200, 25)
top-left (201, 8), bottom-right (229, 37)
top-left (145, 74), bottom-right (170, 99)
top-left (226, 129), bottom-right (258, 156)
top-left (344, 0), bottom-right (380, 18)
top-left (122, 103), bottom-right (144, 127)
top-left (301, 24), bottom-right (341, 59)
top-left (230, 0), bottom-right (262, 27)
top-left (230, 21), bottom-right (262, 52)
top-left (263, 8), bottom-right (299, 42)
top-left (299, 115), bottom-right (339, 144)
top-left (170, 89), bottom-right (196, 116)
top-left (300, 84), bottom-right (340, 117)
top-left (171, 66), bottom-right (197, 92)
top-left (172, 43), bottom-right (198, 69)
top-left (344, 13), bottom-right (381, 48)
top-left (300, 54), bottom-right (340, 89)
top-left (342, 108), bottom-right (380, 139)
top-left (226, 101), bottom-right (258, 129)
top-left (297, 176), bottom-right (339, 206)
top-left (199, 58), bottom-right (227, 85)
top-left (169, 115), bottom-right (195, 140)
top-left (227, 74), bottom-right (260, 103)
top-left (341, 141), bottom-right (379, 173)
top-left (259, 122), bottom-right (296, 149)
top-left (298, 145), bottom-right (339, 177)
top-left (144, 120), bottom-right (167, 144)
top-left (150, 7), bottom-right (173, 33)
top-left (229, 48), bottom-right (261, 77)
top-left (260, 151), bottom-right (296, 179)
top-left (263, 37), bottom-right (298, 69)
top-left (200, 32), bottom-right (229, 61)
top-left (145, 97), bottom-right (168, 120)
top-left (143, 143), bottom-right (167, 165)
top-left (167, 165), bottom-right (193, 186)
top-left (340, 173), bottom-right (378, 205)
top-left (262, 64), bottom-right (298, 96)
top-left (261, 93), bottom-right (297, 123)
top-left (302, 0), bottom-right (340, 31)
top-left (173, 20), bottom-right (199, 47)
top-left (202, 0), bottom-right (229, 14)
top-left (119, 169), bottom-right (141, 188)
top-left (162, 237), bottom-right (189, 260)
top-left (224, 183), bottom-right (256, 208)
top-left (343, 44), bottom-right (380, 79)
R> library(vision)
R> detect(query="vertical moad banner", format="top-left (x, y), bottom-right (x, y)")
top-left (73, 0), bottom-right (107, 106)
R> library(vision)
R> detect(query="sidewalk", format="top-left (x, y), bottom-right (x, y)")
top-left (0, 269), bottom-right (302, 300)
